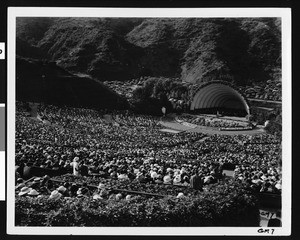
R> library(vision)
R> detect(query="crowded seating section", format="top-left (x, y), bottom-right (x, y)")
top-left (15, 102), bottom-right (282, 201)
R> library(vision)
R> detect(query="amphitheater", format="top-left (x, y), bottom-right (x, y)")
top-left (189, 80), bottom-right (250, 116)
top-left (14, 80), bottom-right (280, 228)
top-left (161, 81), bottom-right (264, 135)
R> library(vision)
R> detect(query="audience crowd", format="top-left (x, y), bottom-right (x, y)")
top-left (15, 102), bottom-right (282, 202)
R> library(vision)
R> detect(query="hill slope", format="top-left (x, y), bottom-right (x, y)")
top-left (16, 56), bottom-right (128, 109)
top-left (16, 17), bottom-right (281, 85)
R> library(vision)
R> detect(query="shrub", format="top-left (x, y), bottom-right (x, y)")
top-left (15, 180), bottom-right (260, 227)
top-left (265, 121), bottom-right (282, 137)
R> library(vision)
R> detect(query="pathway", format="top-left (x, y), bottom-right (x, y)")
top-left (248, 98), bottom-right (282, 104)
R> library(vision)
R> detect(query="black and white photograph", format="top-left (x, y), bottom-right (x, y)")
top-left (6, 7), bottom-right (291, 235)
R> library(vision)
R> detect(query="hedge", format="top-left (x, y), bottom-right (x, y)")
top-left (15, 180), bottom-right (260, 227)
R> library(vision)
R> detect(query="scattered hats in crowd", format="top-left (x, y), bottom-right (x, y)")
top-left (163, 175), bottom-right (172, 184)
top-left (173, 175), bottom-right (181, 184)
top-left (18, 187), bottom-right (31, 196)
top-left (115, 193), bottom-right (123, 201)
top-left (151, 171), bottom-right (158, 179)
top-left (33, 177), bottom-right (42, 183)
top-left (49, 190), bottom-right (62, 200)
top-left (57, 186), bottom-right (67, 193)
top-left (92, 194), bottom-right (102, 200)
top-left (125, 195), bottom-right (131, 201)
top-left (176, 192), bottom-right (185, 198)
top-left (28, 189), bottom-right (39, 196)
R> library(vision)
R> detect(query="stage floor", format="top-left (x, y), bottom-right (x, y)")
top-left (159, 120), bottom-right (265, 135)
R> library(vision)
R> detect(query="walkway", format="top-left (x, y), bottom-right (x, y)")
top-left (248, 98), bottom-right (282, 105)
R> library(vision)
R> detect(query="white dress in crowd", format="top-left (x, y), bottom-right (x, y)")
top-left (70, 158), bottom-right (79, 176)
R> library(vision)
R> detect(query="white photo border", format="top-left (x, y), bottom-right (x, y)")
top-left (7, 7), bottom-right (292, 236)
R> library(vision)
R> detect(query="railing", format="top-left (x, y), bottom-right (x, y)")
top-left (49, 177), bottom-right (169, 199)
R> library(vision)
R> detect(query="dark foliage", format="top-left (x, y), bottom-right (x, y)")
top-left (131, 77), bottom-right (187, 114)
top-left (265, 121), bottom-right (282, 137)
top-left (15, 180), bottom-right (259, 227)
top-left (16, 56), bottom-right (128, 110)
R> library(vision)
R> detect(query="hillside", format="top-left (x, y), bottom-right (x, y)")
top-left (16, 56), bottom-right (128, 110)
top-left (16, 17), bottom-right (281, 86)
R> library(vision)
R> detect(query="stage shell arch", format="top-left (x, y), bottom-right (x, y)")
top-left (190, 81), bottom-right (250, 115)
